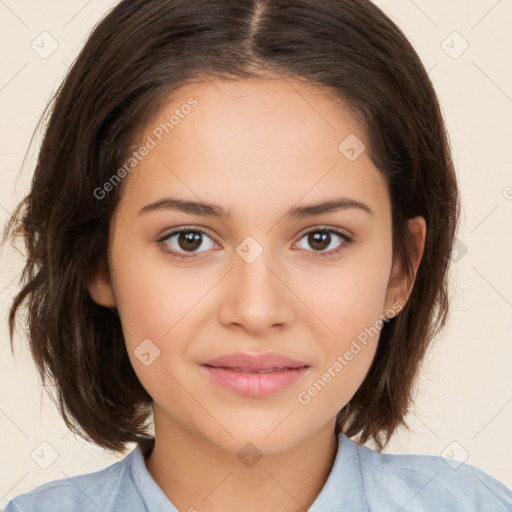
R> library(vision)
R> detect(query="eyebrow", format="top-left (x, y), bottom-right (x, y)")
top-left (137, 196), bottom-right (375, 219)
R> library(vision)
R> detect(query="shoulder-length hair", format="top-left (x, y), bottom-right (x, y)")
top-left (2, 0), bottom-right (459, 454)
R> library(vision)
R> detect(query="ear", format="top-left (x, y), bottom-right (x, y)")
top-left (86, 256), bottom-right (117, 308)
top-left (384, 216), bottom-right (426, 314)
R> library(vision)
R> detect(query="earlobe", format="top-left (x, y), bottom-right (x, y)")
top-left (86, 257), bottom-right (117, 308)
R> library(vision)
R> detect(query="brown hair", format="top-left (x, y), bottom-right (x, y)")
top-left (2, 0), bottom-right (459, 454)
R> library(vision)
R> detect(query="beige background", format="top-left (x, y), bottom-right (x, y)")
top-left (1, 0), bottom-right (511, 507)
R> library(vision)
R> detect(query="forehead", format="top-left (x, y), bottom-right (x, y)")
top-left (119, 76), bottom-right (390, 225)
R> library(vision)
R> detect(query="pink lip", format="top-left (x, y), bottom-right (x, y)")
top-left (200, 352), bottom-right (310, 397)
top-left (201, 352), bottom-right (308, 370)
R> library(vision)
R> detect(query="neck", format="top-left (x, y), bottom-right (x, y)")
top-left (144, 408), bottom-right (339, 512)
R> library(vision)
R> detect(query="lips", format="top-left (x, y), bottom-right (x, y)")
top-left (200, 352), bottom-right (310, 397)
top-left (200, 352), bottom-right (309, 372)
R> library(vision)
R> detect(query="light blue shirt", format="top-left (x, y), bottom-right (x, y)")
top-left (4, 432), bottom-right (512, 511)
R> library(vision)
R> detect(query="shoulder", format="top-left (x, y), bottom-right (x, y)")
top-left (354, 441), bottom-right (512, 511)
top-left (3, 450), bottom-right (143, 512)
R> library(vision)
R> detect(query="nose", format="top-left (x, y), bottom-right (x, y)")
top-left (218, 244), bottom-right (296, 334)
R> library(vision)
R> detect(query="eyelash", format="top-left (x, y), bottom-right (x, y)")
top-left (156, 226), bottom-right (353, 261)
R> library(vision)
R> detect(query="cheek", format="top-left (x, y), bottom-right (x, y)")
top-left (296, 289), bottom-right (384, 419)
top-left (294, 246), bottom-right (391, 410)
top-left (303, 244), bottom-right (392, 344)
top-left (110, 242), bottom-right (218, 399)
top-left (112, 240), bottom-right (209, 343)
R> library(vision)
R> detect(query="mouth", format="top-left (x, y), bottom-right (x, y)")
top-left (200, 351), bottom-right (309, 371)
top-left (200, 363), bottom-right (310, 397)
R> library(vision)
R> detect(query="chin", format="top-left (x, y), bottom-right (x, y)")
top-left (198, 419), bottom-right (317, 457)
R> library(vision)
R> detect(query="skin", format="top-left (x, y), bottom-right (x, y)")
top-left (88, 75), bottom-right (426, 511)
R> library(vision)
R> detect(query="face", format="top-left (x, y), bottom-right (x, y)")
top-left (88, 76), bottom-right (425, 455)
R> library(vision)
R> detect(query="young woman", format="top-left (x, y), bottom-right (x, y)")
top-left (3, 0), bottom-right (511, 510)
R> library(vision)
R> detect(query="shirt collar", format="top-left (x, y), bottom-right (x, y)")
top-left (308, 433), bottom-right (370, 511)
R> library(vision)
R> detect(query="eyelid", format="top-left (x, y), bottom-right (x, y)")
top-left (295, 224), bottom-right (353, 240)
top-left (157, 225), bottom-right (219, 244)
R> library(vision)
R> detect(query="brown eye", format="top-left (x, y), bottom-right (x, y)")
top-left (176, 231), bottom-right (203, 252)
top-left (158, 228), bottom-right (217, 259)
top-left (295, 228), bottom-right (352, 259)
top-left (307, 231), bottom-right (332, 251)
